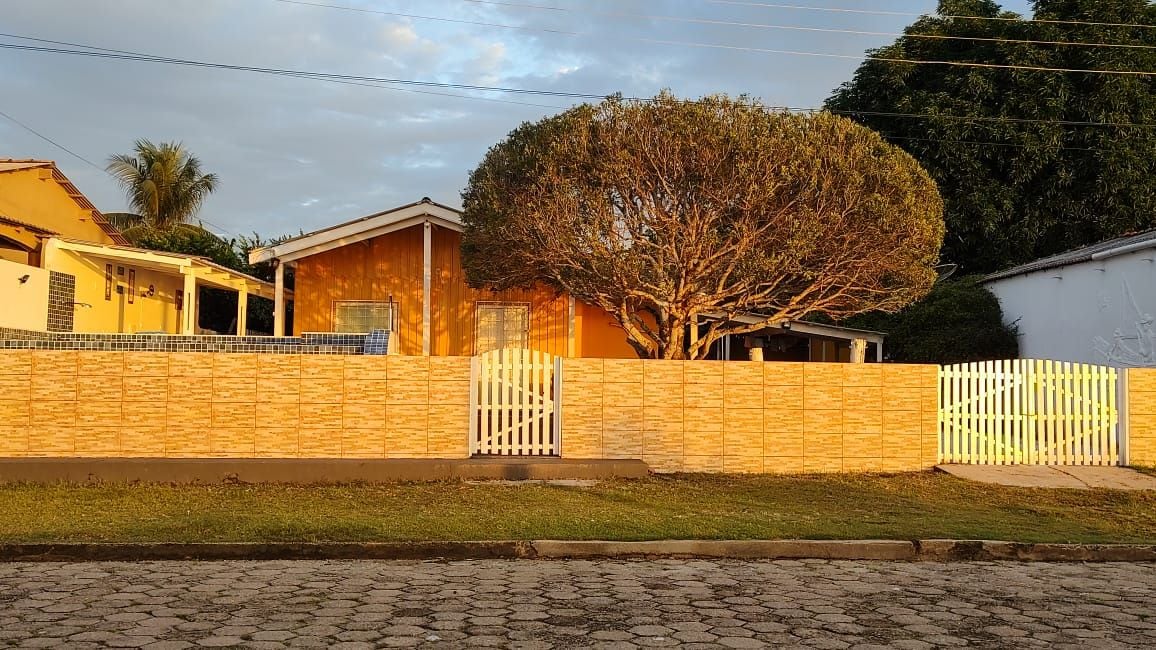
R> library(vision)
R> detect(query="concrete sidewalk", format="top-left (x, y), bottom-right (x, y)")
top-left (938, 464), bottom-right (1156, 490)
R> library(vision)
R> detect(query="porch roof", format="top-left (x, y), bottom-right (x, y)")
top-left (718, 312), bottom-right (886, 344)
top-left (49, 237), bottom-right (283, 301)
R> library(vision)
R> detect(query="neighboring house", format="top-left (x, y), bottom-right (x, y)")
top-left (984, 229), bottom-right (1156, 366)
top-left (250, 198), bottom-right (885, 360)
top-left (0, 159), bottom-right (275, 335)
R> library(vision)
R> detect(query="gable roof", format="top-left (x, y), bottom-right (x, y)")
top-left (248, 197), bottom-right (462, 264)
top-left (0, 159), bottom-right (130, 246)
top-left (984, 229), bottom-right (1156, 282)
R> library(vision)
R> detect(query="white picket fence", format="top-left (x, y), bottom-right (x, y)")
top-left (938, 360), bottom-right (1119, 466)
top-left (469, 348), bottom-right (561, 456)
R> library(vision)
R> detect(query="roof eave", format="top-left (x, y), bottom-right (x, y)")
top-left (249, 200), bottom-right (463, 264)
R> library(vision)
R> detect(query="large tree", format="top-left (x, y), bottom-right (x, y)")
top-left (461, 93), bottom-right (945, 359)
top-left (106, 140), bottom-right (219, 230)
top-left (827, 0), bottom-right (1156, 274)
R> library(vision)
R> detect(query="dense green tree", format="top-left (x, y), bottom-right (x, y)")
top-left (827, 0), bottom-right (1156, 273)
top-left (462, 93), bottom-right (944, 359)
top-left (125, 225), bottom-right (294, 334)
top-left (106, 140), bottom-right (219, 230)
top-left (843, 277), bottom-right (1019, 364)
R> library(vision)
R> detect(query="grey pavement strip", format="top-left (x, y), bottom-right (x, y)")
top-left (0, 559), bottom-right (1153, 648)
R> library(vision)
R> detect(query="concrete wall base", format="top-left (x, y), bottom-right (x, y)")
top-left (0, 457), bottom-right (650, 484)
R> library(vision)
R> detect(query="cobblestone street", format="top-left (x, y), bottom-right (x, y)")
top-left (0, 559), bottom-right (1153, 648)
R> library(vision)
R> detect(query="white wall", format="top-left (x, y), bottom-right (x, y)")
top-left (986, 249), bottom-right (1156, 366)
top-left (0, 258), bottom-right (49, 331)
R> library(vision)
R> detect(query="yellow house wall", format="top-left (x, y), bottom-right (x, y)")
top-left (0, 259), bottom-right (48, 331)
top-left (1126, 368), bottom-right (1156, 466)
top-left (0, 247), bottom-right (31, 264)
top-left (51, 251), bottom-right (182, 334)
top-left (0, 169), bottom-right (116, 245)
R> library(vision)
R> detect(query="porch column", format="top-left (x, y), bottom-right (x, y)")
top-left (876, 341), bottom-right (884, 363)
top-left (273, 262), bottom-right (285, 337)
top-left (181, 271), bottom-right (197, 335)
top-left (237, 290), bottom-right (248, 336)
top-left (567, 296), bottom-right (576, 357)
top-left (850, 338), bottom-right (867, 364)
top-left (422, 221), bottom-right (432, 356)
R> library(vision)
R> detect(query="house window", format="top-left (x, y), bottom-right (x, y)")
top-left (475, 302), bottom-right (530, 354)
top-left (334, 300), bottom-right (395, 333)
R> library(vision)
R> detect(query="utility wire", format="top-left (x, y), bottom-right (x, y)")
top-left (261, 0), bottom-right (1156, 76)
top-left (0, 107), bottom-right (106, 171)
top-left (459, 0), bottom-right (1156, 50)
top-left (5, 32), bottom-right (1156, 129)
top-left (703, 0), bottom-right (1156, 30)
top-left (0, 41), bottom-right (613, 99)
top-left (272, 0), bottom-right (577, 34)
top-left (0, 107), bottom-right (240, 236)
top-left (0, 31), bottom-right (567, 110)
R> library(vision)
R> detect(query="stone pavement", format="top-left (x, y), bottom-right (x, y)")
top-left (0, 559), bottom-right (1153, 648)
top-left (937, 464), bottom-right (1156, 490)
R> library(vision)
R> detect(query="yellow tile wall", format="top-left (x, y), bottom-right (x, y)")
top-left (1127, 368), bottom-right (1156, 466)
top-left (8, 350), bottom-right (941, 471)
top-left (8, 351), bottom-right (474, 460)
top-left (561, 359), bottom-right (940, 475)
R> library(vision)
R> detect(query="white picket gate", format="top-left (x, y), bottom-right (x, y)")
top-left (469, 348), bottom-right (561, 456)
top-left (938, 360), bottom-right (1119, 466)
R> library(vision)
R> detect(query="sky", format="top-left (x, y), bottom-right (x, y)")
top-left (1, 0), bottom-right (1033, 239)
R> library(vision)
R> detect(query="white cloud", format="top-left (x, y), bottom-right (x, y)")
top-left (1, 0), bottom-right (1034, 237)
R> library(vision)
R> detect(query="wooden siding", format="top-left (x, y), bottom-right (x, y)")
top-left (431, 227), bottom-right (568, 356)
top-left (291, 222), bottom-right (641, 358)
top-left (292, 226), bottom-right (424, 355)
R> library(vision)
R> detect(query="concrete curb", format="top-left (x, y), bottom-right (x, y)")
top-left (1, 540), bottom-right (1153, 562)
top-left (915, 540), bottom-right (1156, 562)
top-left (0, 542), bottom-right (535, 562)
top-left (531, 540), bottom-right (917, 560)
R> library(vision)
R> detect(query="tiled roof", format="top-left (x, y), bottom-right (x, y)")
top-left (984, 229), bottom-right (1156, 282)
top-left (0, 160), bottom-right (52, 173)
top-left (0, 214), bottom-right (59, 236)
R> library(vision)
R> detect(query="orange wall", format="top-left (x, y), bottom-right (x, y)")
top-left (576, 300), bottom-right (638, 359)
top-left (431, 227), bottom-right (570, 356)
top-left (292, 226), bottom-right (425, 354)
top-left (292, 223), bottom-right (641, 358)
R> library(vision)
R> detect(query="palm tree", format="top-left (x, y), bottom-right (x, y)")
top-left (106, 140), bottom-right (219, 230)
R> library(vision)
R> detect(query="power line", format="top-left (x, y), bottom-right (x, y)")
top-left (272, 0), bottom-right (576, 35)
top-left (0, 32), bottom-right (567, 110)
top-left (0, 40), bottom-right (613, 99)
top-left (0, 107), bottom-right (106, 171)
top-left (883, 134), bottom-right (1104, 152)
top-left (460, 0), bottom-right (1156, 50)
top-left (825, 109), bottom-right (1156, 129)
top-left (5, 32), bottom-right (1156, 129)
top-left (703, 0), bottom-right (1156, 31)
top-left (0, 106), bottom-right (240, 236)
top-left (259, 0), bottom-right (1156, 76)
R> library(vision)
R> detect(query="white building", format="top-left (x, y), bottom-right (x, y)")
top-left (984, 230), bottom-right (1156, 367)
